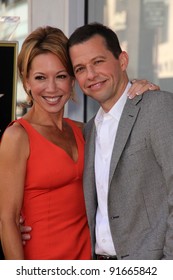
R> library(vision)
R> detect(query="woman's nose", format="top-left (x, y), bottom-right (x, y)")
top-left (47, 79), bottom-right (57, 91)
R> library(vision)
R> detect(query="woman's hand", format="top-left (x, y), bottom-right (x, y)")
top-left (128, 79), bottom-right (160, 99)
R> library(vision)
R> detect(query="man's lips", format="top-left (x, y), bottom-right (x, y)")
top-left (88, 80), bottom-right (107, 90)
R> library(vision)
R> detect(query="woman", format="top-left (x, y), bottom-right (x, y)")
top-left (0, 26), bottom-right (159, 260)
top-left (0, 26), bottom-right (91, 260)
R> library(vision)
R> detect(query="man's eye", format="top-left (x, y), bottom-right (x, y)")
top-left (75, 67), bottom-right (84, 74)
top-left (95, 60), bottom-right (103, 65)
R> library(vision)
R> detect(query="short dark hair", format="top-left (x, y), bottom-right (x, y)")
top-left (68, 22), bottom-right (122, 59)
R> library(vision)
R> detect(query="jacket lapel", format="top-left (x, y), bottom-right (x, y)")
top-left (84, 119), bottom-right (96, 175)
top-left (109, 96), bottom-right (142, 185)
top-left (83, 120), bottom-right (98, 218)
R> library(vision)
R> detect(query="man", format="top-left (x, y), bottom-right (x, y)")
top-left (67, 22), bottom-right (173, 260)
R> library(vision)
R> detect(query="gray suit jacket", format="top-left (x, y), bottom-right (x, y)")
top-left (83, 90), bottom-right (173, 260)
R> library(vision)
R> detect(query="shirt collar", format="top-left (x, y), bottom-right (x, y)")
top-left (95, 81), bottom-right (131, 125)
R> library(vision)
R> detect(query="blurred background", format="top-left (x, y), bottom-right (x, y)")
top-left (0, 0), bottom-right (172, 125)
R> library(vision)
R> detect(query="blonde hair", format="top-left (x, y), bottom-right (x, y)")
top-left (17, 26), bottom-right (74, 105)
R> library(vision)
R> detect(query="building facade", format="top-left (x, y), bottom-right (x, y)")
top-left (0, 0), bottom-right (172, 123)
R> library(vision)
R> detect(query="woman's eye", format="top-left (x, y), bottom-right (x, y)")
top-left (35, 75), bottom-right (45, 80)
top-left (57, 74), bottom-right (67, 79)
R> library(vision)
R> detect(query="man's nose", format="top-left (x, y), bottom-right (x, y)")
top-left (86, 65), bottom-right (97, 79)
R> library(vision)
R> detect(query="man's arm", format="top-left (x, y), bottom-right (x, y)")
top-left (149, 91), bottom-right (173, 259)
top-left (19, 216), bottom-right (32, 245)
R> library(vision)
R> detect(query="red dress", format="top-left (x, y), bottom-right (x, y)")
top-left (16, 118), bottom-right (91, 259)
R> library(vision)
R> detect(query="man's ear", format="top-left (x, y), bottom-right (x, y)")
top-left (119, 51), bottom-right (129, 71)
top-left (71, 78), bottom-right (75, 88)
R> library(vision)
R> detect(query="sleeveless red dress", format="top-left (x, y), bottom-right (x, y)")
top-left (16, 118), bottom-right (91, 259)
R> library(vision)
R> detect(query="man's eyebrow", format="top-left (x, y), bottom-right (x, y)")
top-left (73, 55), bottom-right (106, 70)
top-left (73, 63), bottom-right (83, 71)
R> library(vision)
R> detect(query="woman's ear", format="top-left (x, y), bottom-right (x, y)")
top-left (119, 51), bottom-right (129, 71)
top-left (25, 79), bottom-right (31, 92)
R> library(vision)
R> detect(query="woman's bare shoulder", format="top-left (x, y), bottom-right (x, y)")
top-left (0, 122), bottom-right (29, 153)
top-left (2, 122), bottom-right (27, 141)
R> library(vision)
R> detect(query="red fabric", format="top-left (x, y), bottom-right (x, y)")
top-left (16, 118), bottom-right (91, 260)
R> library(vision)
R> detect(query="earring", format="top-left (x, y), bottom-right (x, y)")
top-left (27, 89), bottom-right (32, 98)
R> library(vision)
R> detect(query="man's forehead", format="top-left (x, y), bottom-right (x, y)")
top-left (69, 37), bottom-right (108, 61)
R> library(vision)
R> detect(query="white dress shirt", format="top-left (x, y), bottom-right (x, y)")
top-left (94, 82), bottom-right (131, 255)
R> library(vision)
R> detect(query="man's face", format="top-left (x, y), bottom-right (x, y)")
top-left (69, 35), bottom-right (128, 112)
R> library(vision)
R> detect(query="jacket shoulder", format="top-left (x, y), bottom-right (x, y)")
top-left (83, 117), bottom-right (95, 139)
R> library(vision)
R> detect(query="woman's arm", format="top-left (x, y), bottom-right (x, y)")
top-left (0, 124), bottom-right (29, 259)
top-left (128, 79), bottom-right (160, 99)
